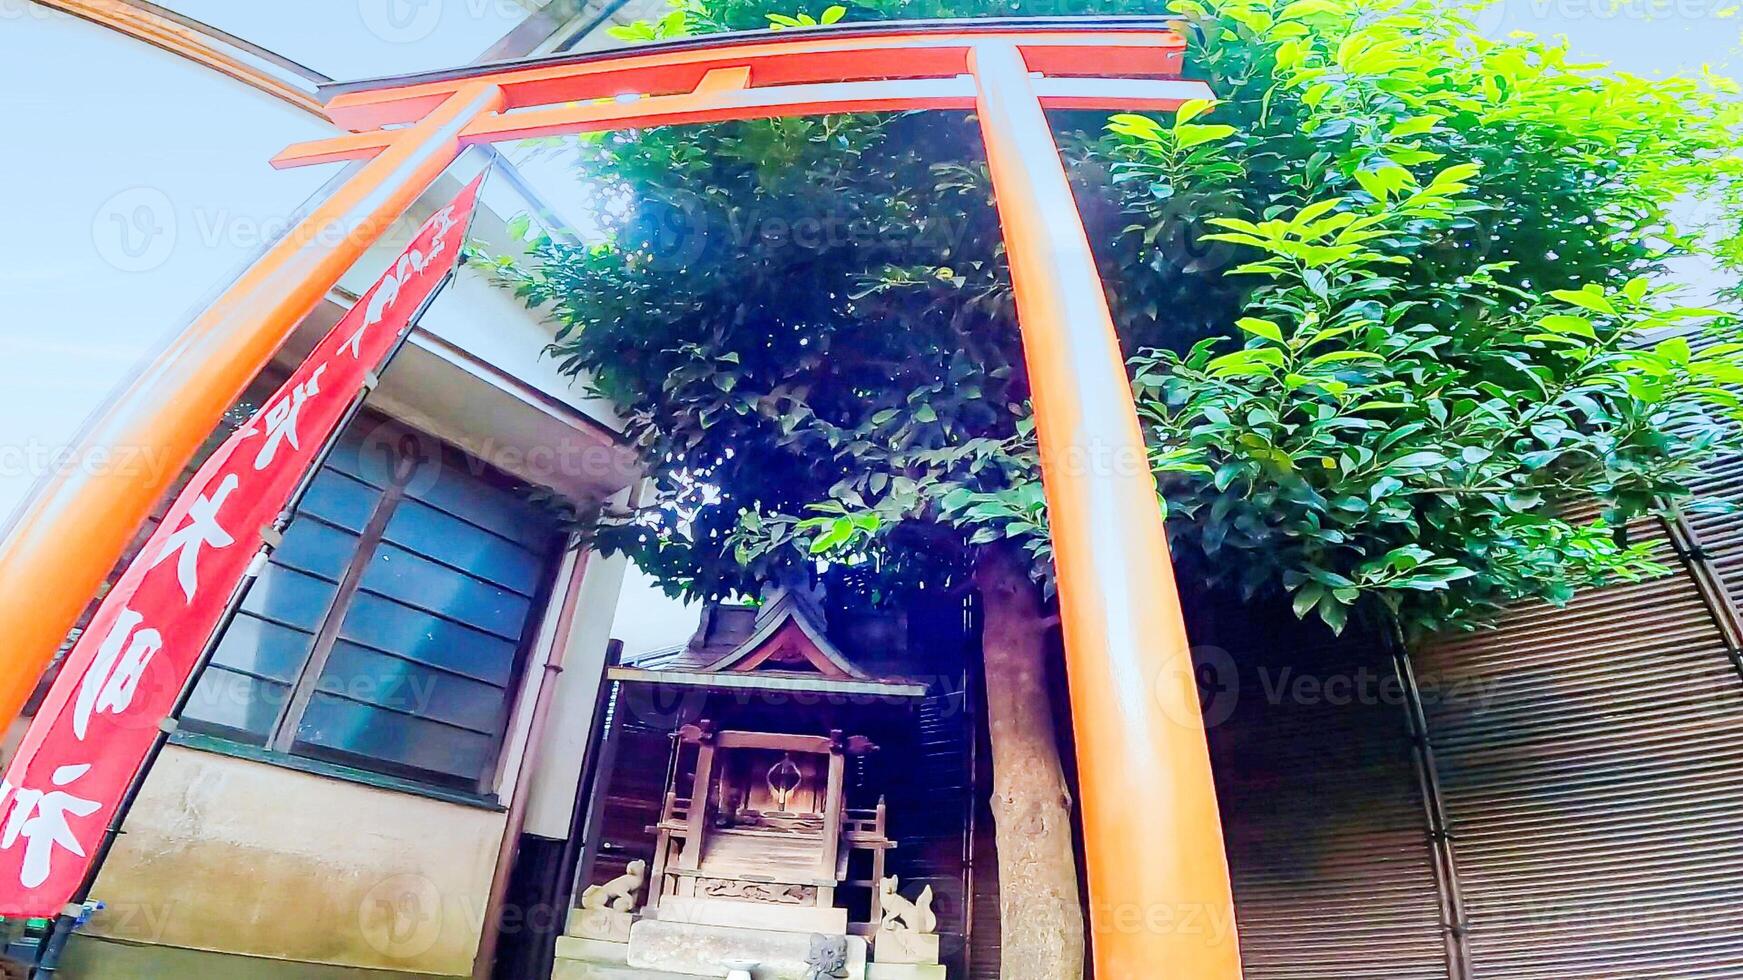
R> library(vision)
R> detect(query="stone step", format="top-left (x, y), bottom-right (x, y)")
top-left (556, 936), bottom-right (630, 966)
top-left (552, 958), bottom-right (703, 980)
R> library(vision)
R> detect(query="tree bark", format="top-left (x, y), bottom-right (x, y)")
top-left (975, 546), bottom-right (1085, 980)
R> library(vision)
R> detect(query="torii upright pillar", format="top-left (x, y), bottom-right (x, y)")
top-left (973, 42), bottom-right (1241, 978)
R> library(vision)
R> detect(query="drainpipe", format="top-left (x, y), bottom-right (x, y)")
top-left (473, 548), bottom-right (592, 980)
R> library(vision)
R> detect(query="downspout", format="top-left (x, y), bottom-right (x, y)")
top-left (1387, 623), bottom-right (1473, 980)
top-left (473, 548), bottom-right (592, 980)
top-left (1662, 510), bottom-right (1743, 685)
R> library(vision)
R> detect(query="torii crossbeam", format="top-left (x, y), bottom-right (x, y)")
top-left (0, 17), bottom-right (1241, 978)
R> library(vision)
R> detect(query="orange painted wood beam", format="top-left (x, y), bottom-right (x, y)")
top-left (972, 41), bottom-right (1243, 979)
top-left (312, 22), bottom-right (1185, 132)
top-left (272, 74), bottom-right (1209, 169)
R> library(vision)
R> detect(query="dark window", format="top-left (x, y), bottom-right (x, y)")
top-left (181, 415), bottom-right (564, 794)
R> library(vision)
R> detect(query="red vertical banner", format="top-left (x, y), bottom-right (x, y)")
top-left (0, 173), bottom-right (487, 916)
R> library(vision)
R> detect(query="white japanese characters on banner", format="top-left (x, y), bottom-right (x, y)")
top-left (0, 173), bottom-right (486, 916)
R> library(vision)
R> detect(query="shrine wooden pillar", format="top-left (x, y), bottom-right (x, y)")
top-left (971, 42), bottom-right (1242, 979)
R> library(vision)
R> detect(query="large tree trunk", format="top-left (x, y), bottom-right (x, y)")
top-left (975, 546), bottom-right (1085, 980)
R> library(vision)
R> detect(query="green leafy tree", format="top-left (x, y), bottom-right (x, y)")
top-left (495, 0), bottom-right (1743, 972)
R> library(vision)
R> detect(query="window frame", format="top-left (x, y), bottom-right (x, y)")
top-left (178, 411), bottom-right (568, 801)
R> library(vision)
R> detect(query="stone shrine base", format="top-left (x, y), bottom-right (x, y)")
top-left (553, 917), bottom-right (872, 980)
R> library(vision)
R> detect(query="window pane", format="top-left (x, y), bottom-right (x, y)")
top-left (320, 642), bottom-right (508, 735)
top-left (209, 615), bottom-right (314, 684)
top-left (383, 499), bottom-right (546, 597)
top-left (336, 592), bottom-right (519, 686)
top-left (190, 410), bottom-right (560, 791)
top-left (294, 693), bottom-right (496, 785)
top-left (181, 667), bottom-right (291, 745)
top-left (298, 469), bottom-right (383, 533)
top-left (407, 473), bottom-right (555, 553)
top-left (274, 518), bottom-right (364, 583)
top-left (239, 564), bottom-right (339, 632)
top-left (320, 423), bottom-right (397, 490)
top-left (358, 543), bottom-right (532, 640)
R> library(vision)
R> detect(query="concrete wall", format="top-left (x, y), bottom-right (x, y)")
top-left (63, 936), bottom-right (433, 980)
top-left (78, 747), bottom-right (505, 978)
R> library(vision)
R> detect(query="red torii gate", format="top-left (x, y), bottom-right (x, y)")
top-left (0, 18), bottom-right (1241, 978)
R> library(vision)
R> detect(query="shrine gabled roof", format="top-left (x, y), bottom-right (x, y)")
top-left (613, 588), bottom-right (927, 698)
top-left (700, 589), bottom-right (868, 679)
top-left (606, 665), bottom-right (928, 699)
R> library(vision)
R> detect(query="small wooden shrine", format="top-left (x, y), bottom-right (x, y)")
top-left (648, 721), bottom-right (891, 934)
top-left (560, 585), bottom-right (960, 980)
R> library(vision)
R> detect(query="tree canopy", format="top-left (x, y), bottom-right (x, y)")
top-left (495, 0), bottom-right (1743, 636)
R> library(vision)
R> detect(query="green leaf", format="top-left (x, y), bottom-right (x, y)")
top-left (1549, 288), bottom-right (1617, 316)
top-left (1175, 98), bottom-right (1217, 126)
top-left (1318, 598), bottom-right (1348, 633)
top-left (1538, 314), bottom-right (1596, 339)
top-left (1291, 583), bottom-right (1325, 619)
top-left (1389, 451), bottom-right (1448, 471)
top-left (1388, 114), bottom-right (1443, 138)
top-left (1306, 350), bottom-right (1384, 366)
top-left (1173, 124), bottom-right (1238, 149)
top-left (1237, 317), bottom-right (1285, 344)
top-left (1654, 336), bottom-right (1692, 365)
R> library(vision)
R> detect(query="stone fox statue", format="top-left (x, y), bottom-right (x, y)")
top-left (878, 876), bottom-right (937, 934)
top-left (581, 860), bottom-right (646, 912)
